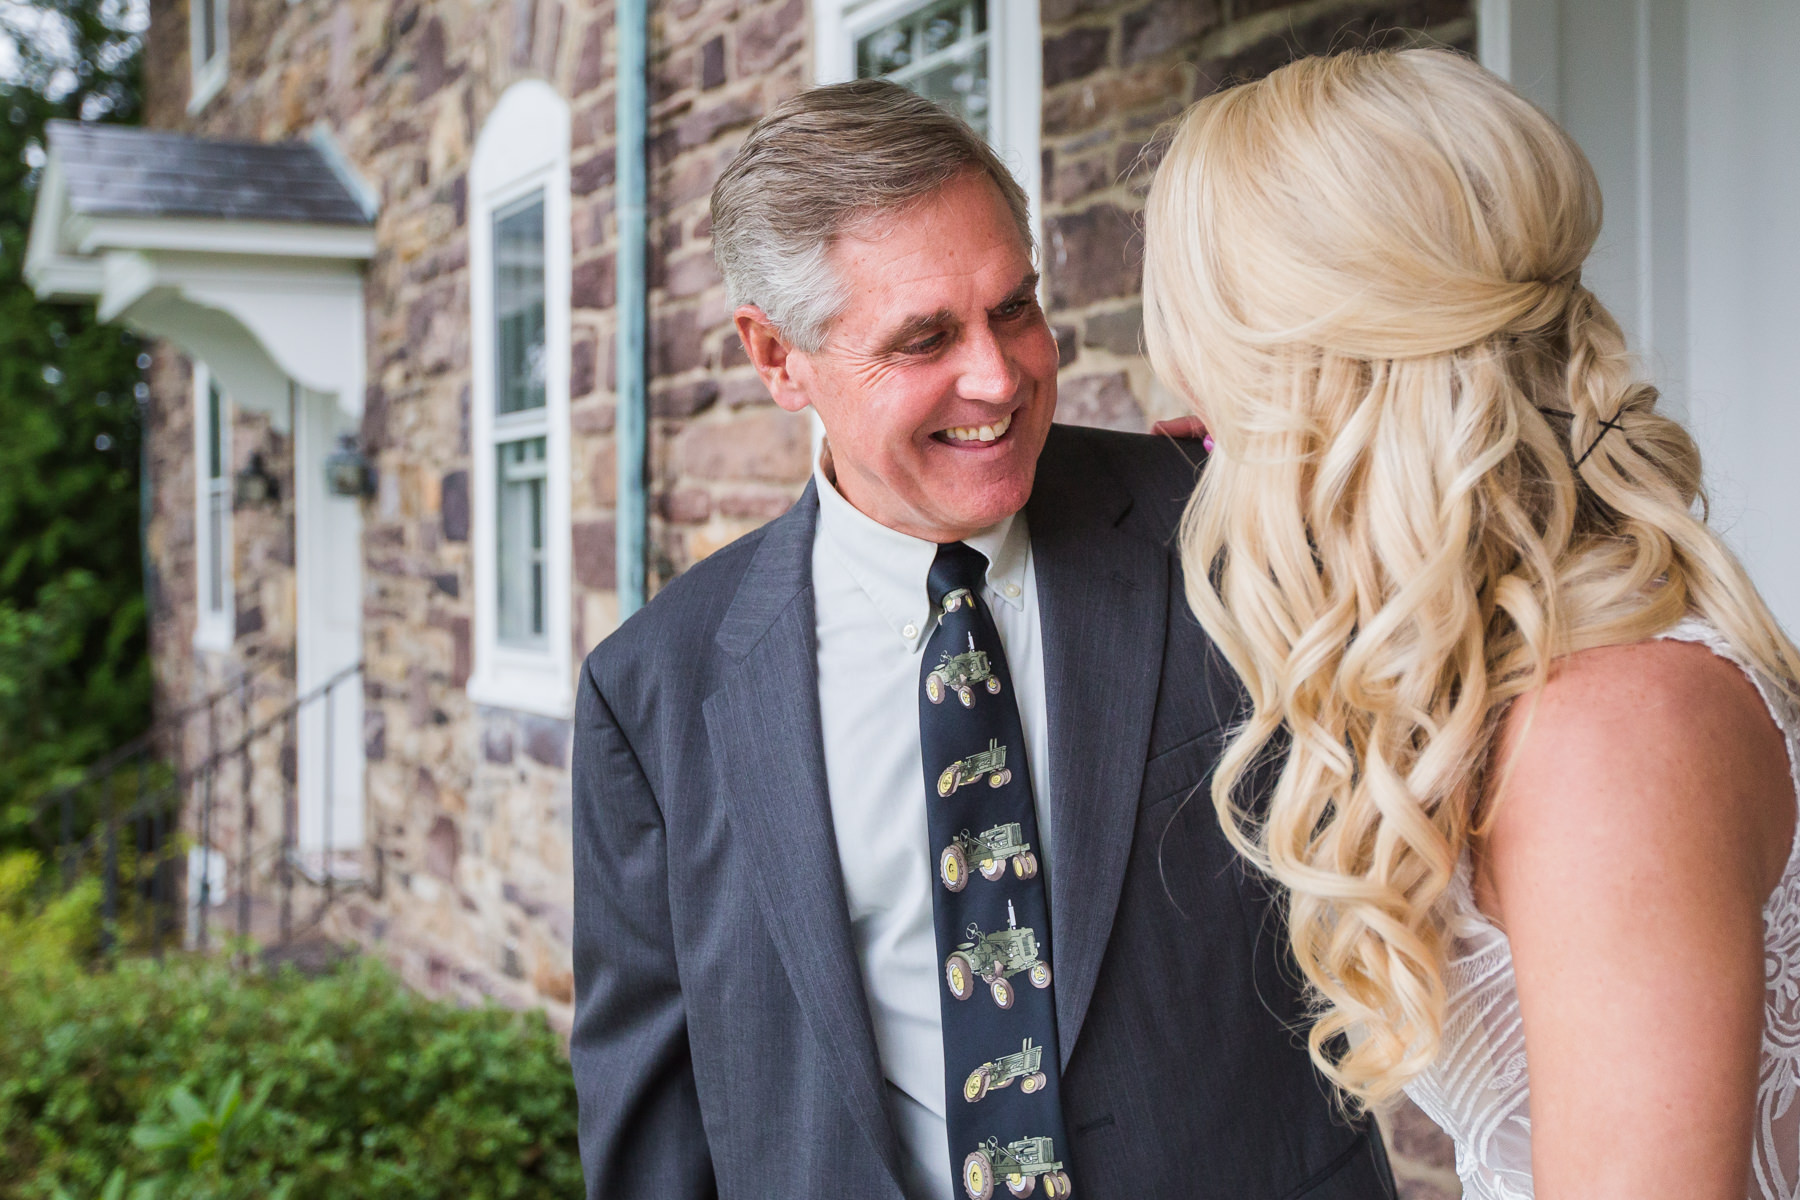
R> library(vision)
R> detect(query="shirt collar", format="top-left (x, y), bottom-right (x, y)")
top-left (813, 448), bottom-right (1030, 651)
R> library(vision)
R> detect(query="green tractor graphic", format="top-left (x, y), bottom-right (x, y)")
top-left (962, 1037), bottom-right (1048, 1103)
top-left (937, 739), bottom-right (1013, 797)
top-left (961, 1134), bottom-right (1071, 1199)
top-left (939, 823), bottom-right (1039, 892)
top-left (944, 900), bottom-right (1053, 1010)
top-left (926, 633), bottom-right (1004, 708)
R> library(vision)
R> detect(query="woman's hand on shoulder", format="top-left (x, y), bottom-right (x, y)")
top-left (1477, 637), bottom-right (1795, 1200)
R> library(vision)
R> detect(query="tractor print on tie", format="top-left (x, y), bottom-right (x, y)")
top-left (941, 587), bottom-right (975, 614)
top-left (961, 1135), bottom-right (1071, 1199)
top-left (926, 632), bottom-right (1005, 708)
top-left (962, 1037), bottom-right (1048, 1102)
top-left (939, 823), bottom-right (1039, 892)
top-left (944, 900), bottom-right (1054, 1009)
top-left (937, 740), bottom-right (1013, 797)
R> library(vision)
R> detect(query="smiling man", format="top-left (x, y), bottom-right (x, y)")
top-left (569, 81), bottom-right (1397, 1200)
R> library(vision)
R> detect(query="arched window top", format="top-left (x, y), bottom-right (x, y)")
top-left (473, 80), bottom-right (572, 193)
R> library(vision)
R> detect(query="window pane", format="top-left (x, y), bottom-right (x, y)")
top-left (909, 46), bottom-right (989, 134)
top-left (201, 0), bottom-right (218, 63)
top-left (494, 193), bottom-right (547, 416)
top-left (208, 489), bottom-right (226, 614)
top-left (207, 380), bottom-right (224, 481)
top-left (857, 25), bottom-right (912, 76)
top-left (921, 7), bottom-right (961, 56)
top-left (855, 0), bottom-right (990, 139)
top-left (496, 436), bottom-right (548, 647)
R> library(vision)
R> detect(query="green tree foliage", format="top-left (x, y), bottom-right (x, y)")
top-left (0, 853), bottom-right (585, 1199)
top-left (0, 2), bottom-right (151, 828)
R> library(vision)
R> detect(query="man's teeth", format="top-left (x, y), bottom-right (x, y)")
top-left (942, 414), bottom-right (1012, 444)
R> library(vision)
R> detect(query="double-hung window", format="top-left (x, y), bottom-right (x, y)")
top-left (189, 0), bottom-right (228, 113)
top-left (468, 81), bottom-right (573, 718)
top-left (814, 0), bottom-right (1042, 241)
top-left (192, 363), bottom-right (234, 651)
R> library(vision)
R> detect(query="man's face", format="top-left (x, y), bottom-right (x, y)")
top-left (740, 171), bottom-right (1059, 543)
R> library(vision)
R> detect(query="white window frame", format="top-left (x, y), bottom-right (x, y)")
top-left (813, 0), bottom-right (1043, 252)
top-left (467, 80), bottom-right (574, 719)
top-left (191, 362), bottom-right (234, 652)
top-left (188, 0), bottom-right (228, 114)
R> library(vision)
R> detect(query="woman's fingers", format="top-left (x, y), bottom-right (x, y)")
top-left (1152, 415), bottom-right (1213, 454)
top-left (1152, 415), bottom-right (1209, 440)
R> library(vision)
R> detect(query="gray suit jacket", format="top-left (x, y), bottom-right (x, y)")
top-left (571, 424), bottom-right (1396, 1200)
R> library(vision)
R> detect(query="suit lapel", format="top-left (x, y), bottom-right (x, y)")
top-left (703, 486), bottom-right (906, 1190)
top-left (1029, 436), bottom-right (1170, 1070)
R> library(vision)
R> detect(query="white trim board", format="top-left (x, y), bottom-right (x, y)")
top-left (73, 216), bottom-right (377, 261)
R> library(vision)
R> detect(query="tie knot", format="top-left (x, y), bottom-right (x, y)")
top-left (928, 542), bottom-right (989, 609)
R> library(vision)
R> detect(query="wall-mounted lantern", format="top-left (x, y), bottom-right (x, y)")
top-left (324, 435), bottom-right (375, 498)
top-left (234, 452), bottom-right (280, 507)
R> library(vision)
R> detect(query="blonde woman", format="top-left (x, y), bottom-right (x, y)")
top-left (1142, 49), bottom-right (1800, 1198)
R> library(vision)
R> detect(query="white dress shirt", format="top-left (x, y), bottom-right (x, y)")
top-left (810, 453), bottom-right (1053, 1200)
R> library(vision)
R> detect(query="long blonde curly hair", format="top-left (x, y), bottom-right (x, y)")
top-left (1143, 47), bottom-right (1800, 1107)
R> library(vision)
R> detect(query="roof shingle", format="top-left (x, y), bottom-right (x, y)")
top-left (46, 120), bottom-right (373, 227)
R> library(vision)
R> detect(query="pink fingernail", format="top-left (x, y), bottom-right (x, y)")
top-left (1202, 434), bottom-right (1216, 454)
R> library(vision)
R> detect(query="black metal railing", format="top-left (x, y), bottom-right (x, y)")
top-left (21, 661), bottom-right (371, 960)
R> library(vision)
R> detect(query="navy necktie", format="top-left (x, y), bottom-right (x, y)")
top-left (920, 542), bottom-right (1073, 1200)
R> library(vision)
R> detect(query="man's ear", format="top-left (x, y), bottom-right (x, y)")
top-left (734, 306), bottom-right (812, 414)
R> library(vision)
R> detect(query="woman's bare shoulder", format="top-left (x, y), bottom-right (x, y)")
top-left (1478, 636), bottom-right (1795, 917)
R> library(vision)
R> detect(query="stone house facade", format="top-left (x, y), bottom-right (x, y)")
top-left (32, 0), bottom-right (1477, 1192)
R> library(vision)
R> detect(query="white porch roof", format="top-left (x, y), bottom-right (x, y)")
top-left (24, 120), bottom-right (378, 426)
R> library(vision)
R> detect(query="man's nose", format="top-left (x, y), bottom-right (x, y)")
top-left (955, 325), bottom-right (1019, 403)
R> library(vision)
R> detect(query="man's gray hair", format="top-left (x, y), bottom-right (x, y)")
top-left (710, 79), bottom-right (1034, 353)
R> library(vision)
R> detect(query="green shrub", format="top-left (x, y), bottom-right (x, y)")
top-left (0, 855), bottom-right (583, 1199)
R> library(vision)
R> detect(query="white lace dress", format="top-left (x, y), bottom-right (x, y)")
top-left (1403, 619), bottom-right (1800, 1199)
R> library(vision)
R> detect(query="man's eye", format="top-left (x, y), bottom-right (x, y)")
top-left (996, 299), bottom-right (1034, 320)
top-left (904, 332), bottom-right (947, 355)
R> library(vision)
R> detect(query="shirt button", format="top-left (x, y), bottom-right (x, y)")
top-left (903, 623), bottom-right (918, 640)
top-left (1004, 583), bottom-right (1021, 598)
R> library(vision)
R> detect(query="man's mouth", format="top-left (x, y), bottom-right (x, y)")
top-left (935, 412), bottom-right (1013, 446)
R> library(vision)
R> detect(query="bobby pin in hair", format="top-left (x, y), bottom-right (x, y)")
top-left (1537, 408), bottom-right (1626, 469)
